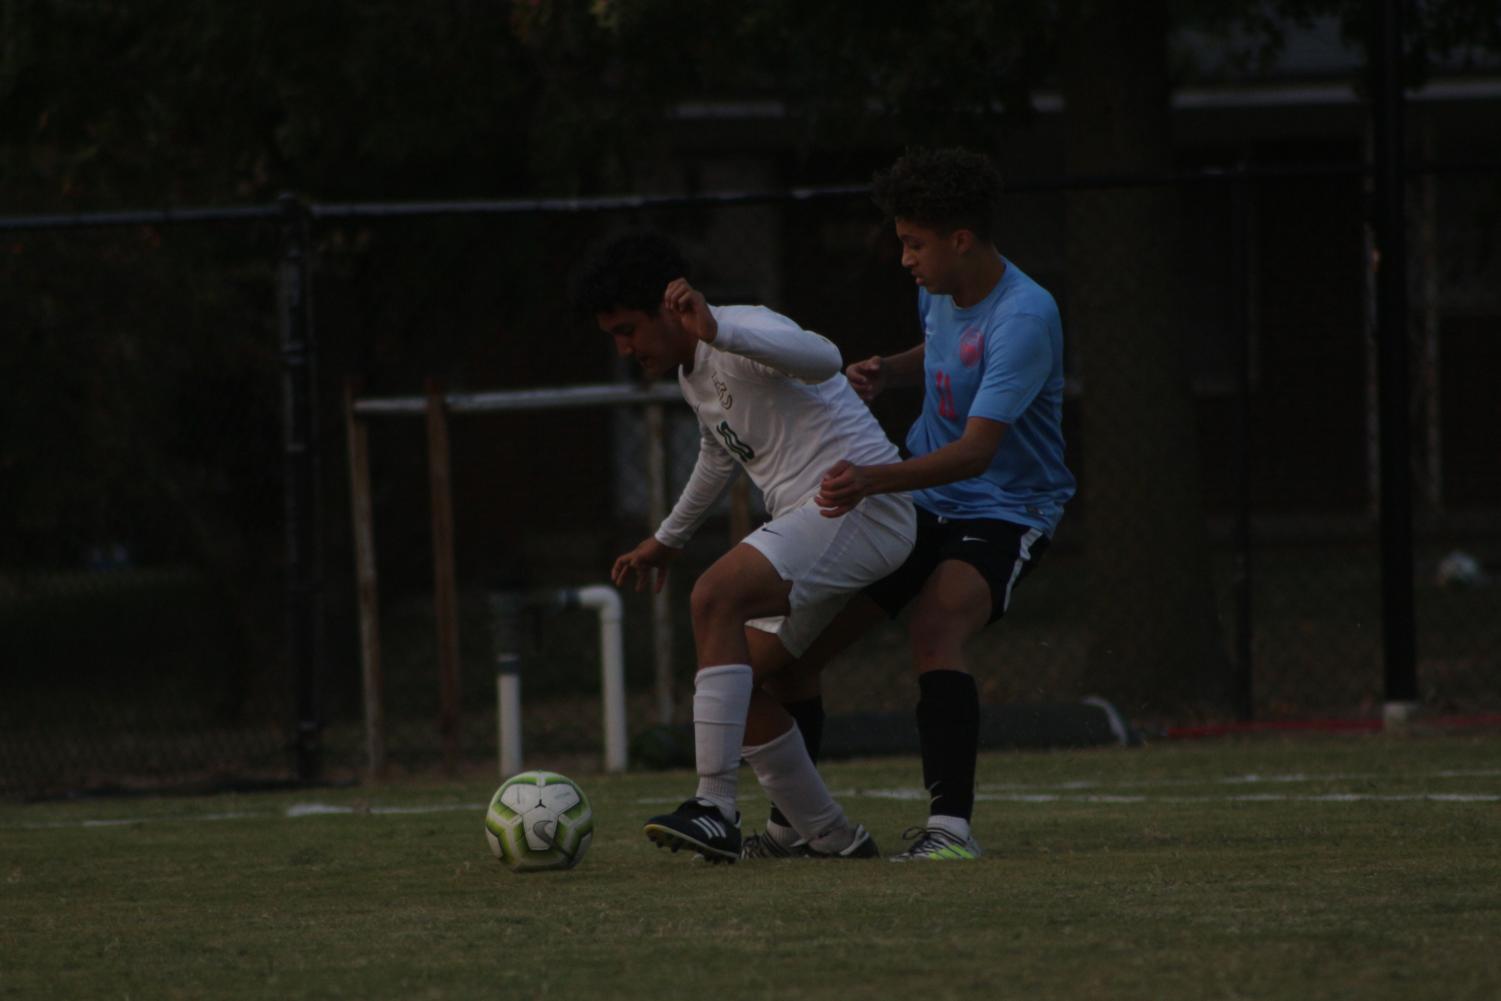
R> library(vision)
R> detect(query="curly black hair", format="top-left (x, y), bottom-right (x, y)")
top-left (573, 231), bottom-right (689, 316)
top-left (871, 147), bottom-right (1004, 242)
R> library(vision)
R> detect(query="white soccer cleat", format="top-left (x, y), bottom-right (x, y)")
top-left (888, 825), bottom-right (982, 861)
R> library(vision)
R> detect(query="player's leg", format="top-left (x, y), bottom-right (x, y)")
top-left (733, 496), bottom-right (913, 859)
top-left (893, 558), bottom-right (992, 860)
top-left (745, 596), bottom-right (884, 851)
top-left (642, 542), bottom-right (791, 863)
top-left (736, 501), bottom-right (935, 858)
top-left (758, 663), bottom-right (820, 704)
top-left (892, 520), bottom-right (1050, 862)
top-left (739, 604), bottom-right (888, 858)
top-left (740, 628), bottom-right (821, 857)
top-left (745, 592), bottom-right (888, 744)
top-left (743, 626), bottom-right (798, 742)
top-left (749, 600), bottom-right (859, 825)
top-left (739, 688), bottom-right (875, 859)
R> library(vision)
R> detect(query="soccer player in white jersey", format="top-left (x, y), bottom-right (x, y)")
top-left (577, 232), bottom-right (917, 863)
top-left (760, 147), bottom-right (1076, 861)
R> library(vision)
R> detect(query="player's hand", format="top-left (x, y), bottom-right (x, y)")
top-left (845, 355), bottom-right (885, 401)
top-left (815, 459), bottom-right (872, 518)
top-left (611, 537), bottom-right (680, 593)
top-left (663, 278), bottom-right (718, 344)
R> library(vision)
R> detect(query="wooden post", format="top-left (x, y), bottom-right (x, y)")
top-left (344, 380), bottom-right (386, 779)
top-left (425, 378), bottom-right (462, 773)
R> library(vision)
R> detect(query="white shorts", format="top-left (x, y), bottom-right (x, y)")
top-left (743, 491), bottom-right (916, 657)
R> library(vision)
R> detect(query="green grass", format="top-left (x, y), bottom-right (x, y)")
top-left (3, 734), bottom-right (1499, 1001)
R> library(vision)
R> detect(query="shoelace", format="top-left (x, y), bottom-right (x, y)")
top-left (741, 831), bottom-right (801, 858)
top-left (897, 825), bottom-right (966, 856)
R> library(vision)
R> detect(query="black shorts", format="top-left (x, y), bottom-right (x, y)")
top-left (863, 506), bottom-right (1050, 624)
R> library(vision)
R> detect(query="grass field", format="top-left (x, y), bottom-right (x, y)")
top-left (3, 733), bottom-right (1499, 1001)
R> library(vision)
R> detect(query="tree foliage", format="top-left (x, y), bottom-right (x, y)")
top-left (578, 0), bottom-right (1057, 159)
top-left (1, 0), bottom-right (552, 210)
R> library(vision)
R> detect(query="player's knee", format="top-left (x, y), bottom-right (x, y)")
top-left (689, 576), bottom-right (739, 629)
top-left (908, 610), bottom-right (963, 666)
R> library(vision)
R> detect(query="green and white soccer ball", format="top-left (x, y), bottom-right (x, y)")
top-left (484, 771), bottom-right (594, 872)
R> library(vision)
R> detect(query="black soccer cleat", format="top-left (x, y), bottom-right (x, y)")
top-left (644, 798), bottom-right (741, 864)
top-left (803, 823), bottom-right (880, 859)
top-left (740, 829), bottom-right (812, 860)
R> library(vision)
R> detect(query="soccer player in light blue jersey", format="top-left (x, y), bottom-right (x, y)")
top-left (747, 147), bottom-right (1076, 861)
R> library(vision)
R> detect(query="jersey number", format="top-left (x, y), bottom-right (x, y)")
top-left (716, 421), bottom-right (755, 462)
top-left (934, 370), bottom-right (958, 419)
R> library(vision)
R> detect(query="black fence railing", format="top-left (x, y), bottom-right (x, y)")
top-left (3, 162), bottom-right (1498, 798)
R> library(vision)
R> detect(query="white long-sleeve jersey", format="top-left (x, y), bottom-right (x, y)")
top-left (654, 304), bottom-right (902, 548)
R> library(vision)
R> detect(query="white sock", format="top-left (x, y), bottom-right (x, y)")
top-left (762, 818), bottom-right (799, 849)
top-left (928, 814), bottom-right (972, 841)
top-left (692, 664), bottom-right (753, 822)
top-left (743, 725), bottom-right (846, 845)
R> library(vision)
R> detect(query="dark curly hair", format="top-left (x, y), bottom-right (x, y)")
top-left (871, 147), bottom-right (1004, 242)
top-left (573, 231), bottom-right (689, 316)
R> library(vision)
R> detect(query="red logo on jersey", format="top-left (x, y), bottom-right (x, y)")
top-left (934, 370), bottom-right (958, 419)
top-left (958, 327), bottom-right (985, 368)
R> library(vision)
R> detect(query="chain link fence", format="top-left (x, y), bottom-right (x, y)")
top-left (1, 219), bottom-right (293, 795)
top-left (3, 163), bottom-right (1498, 797)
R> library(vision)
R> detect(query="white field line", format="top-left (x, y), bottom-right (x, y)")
top-left (974, 768), bottom-right (1501, 792)
top-left (636, 768), bottom-right (1501, 806)
top-left (635, 789), bottom-right (1501, 805)
top-left (7, 801), bottom-right (487, 831)
top-left (853, 789), bottom-right (1501, 803)
top-left (284, 802), bottom-right (484, 818)
top-left (11, 768), bottom-right (1501, 830)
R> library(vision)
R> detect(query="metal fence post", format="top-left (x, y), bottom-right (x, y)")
top-left (278, 192), bottom-right (324, 780)
top-left (1370, 0), bottom-right (1418, 715)
top-left (1230, 166), bottom-right (1255, 722)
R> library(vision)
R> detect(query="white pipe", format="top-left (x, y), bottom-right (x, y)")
top-left (353, 381), bottom-right (683, 418)
top-left (573, 585), bottom-right (628, 772)
top-left (497, 653), bottom-right (522, 778)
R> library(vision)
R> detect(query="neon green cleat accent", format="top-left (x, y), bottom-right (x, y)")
top-left (889, 825), bottom-right (982, 861)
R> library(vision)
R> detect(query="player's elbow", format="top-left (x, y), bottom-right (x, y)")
top-left (953, 437), bottom-right (998, 479)
top-left (953, 421), bottom-right (1006, 479)
top-left (957, 450), bottom-right (991, 480)
top-left (811, 350), bottom-right (843, 382)
top-left (802, 335), bottom-right (843, 381)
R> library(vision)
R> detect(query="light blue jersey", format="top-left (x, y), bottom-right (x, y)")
top-left (907, 258), bottom-right (1075, 535)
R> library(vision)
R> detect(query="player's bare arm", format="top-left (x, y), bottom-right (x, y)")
top-left (663, 277), bottom-right (718, 344)
top-left (845, 343), bottom-right (925, 401)
top-left (611, 536), bottom-right (680, 593)
top-left (815, 416), bottom-right (1008, 517)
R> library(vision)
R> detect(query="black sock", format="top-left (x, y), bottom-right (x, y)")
top-left (768, 696), bottom-right (825, 829)
top-left (915, 670), bottom-right (979, 822)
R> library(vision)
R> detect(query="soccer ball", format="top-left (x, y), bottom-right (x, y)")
top-left (484, 771), bottom-right (594, 872)
top-left (1435, 550), bottom-right (1487, 589)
